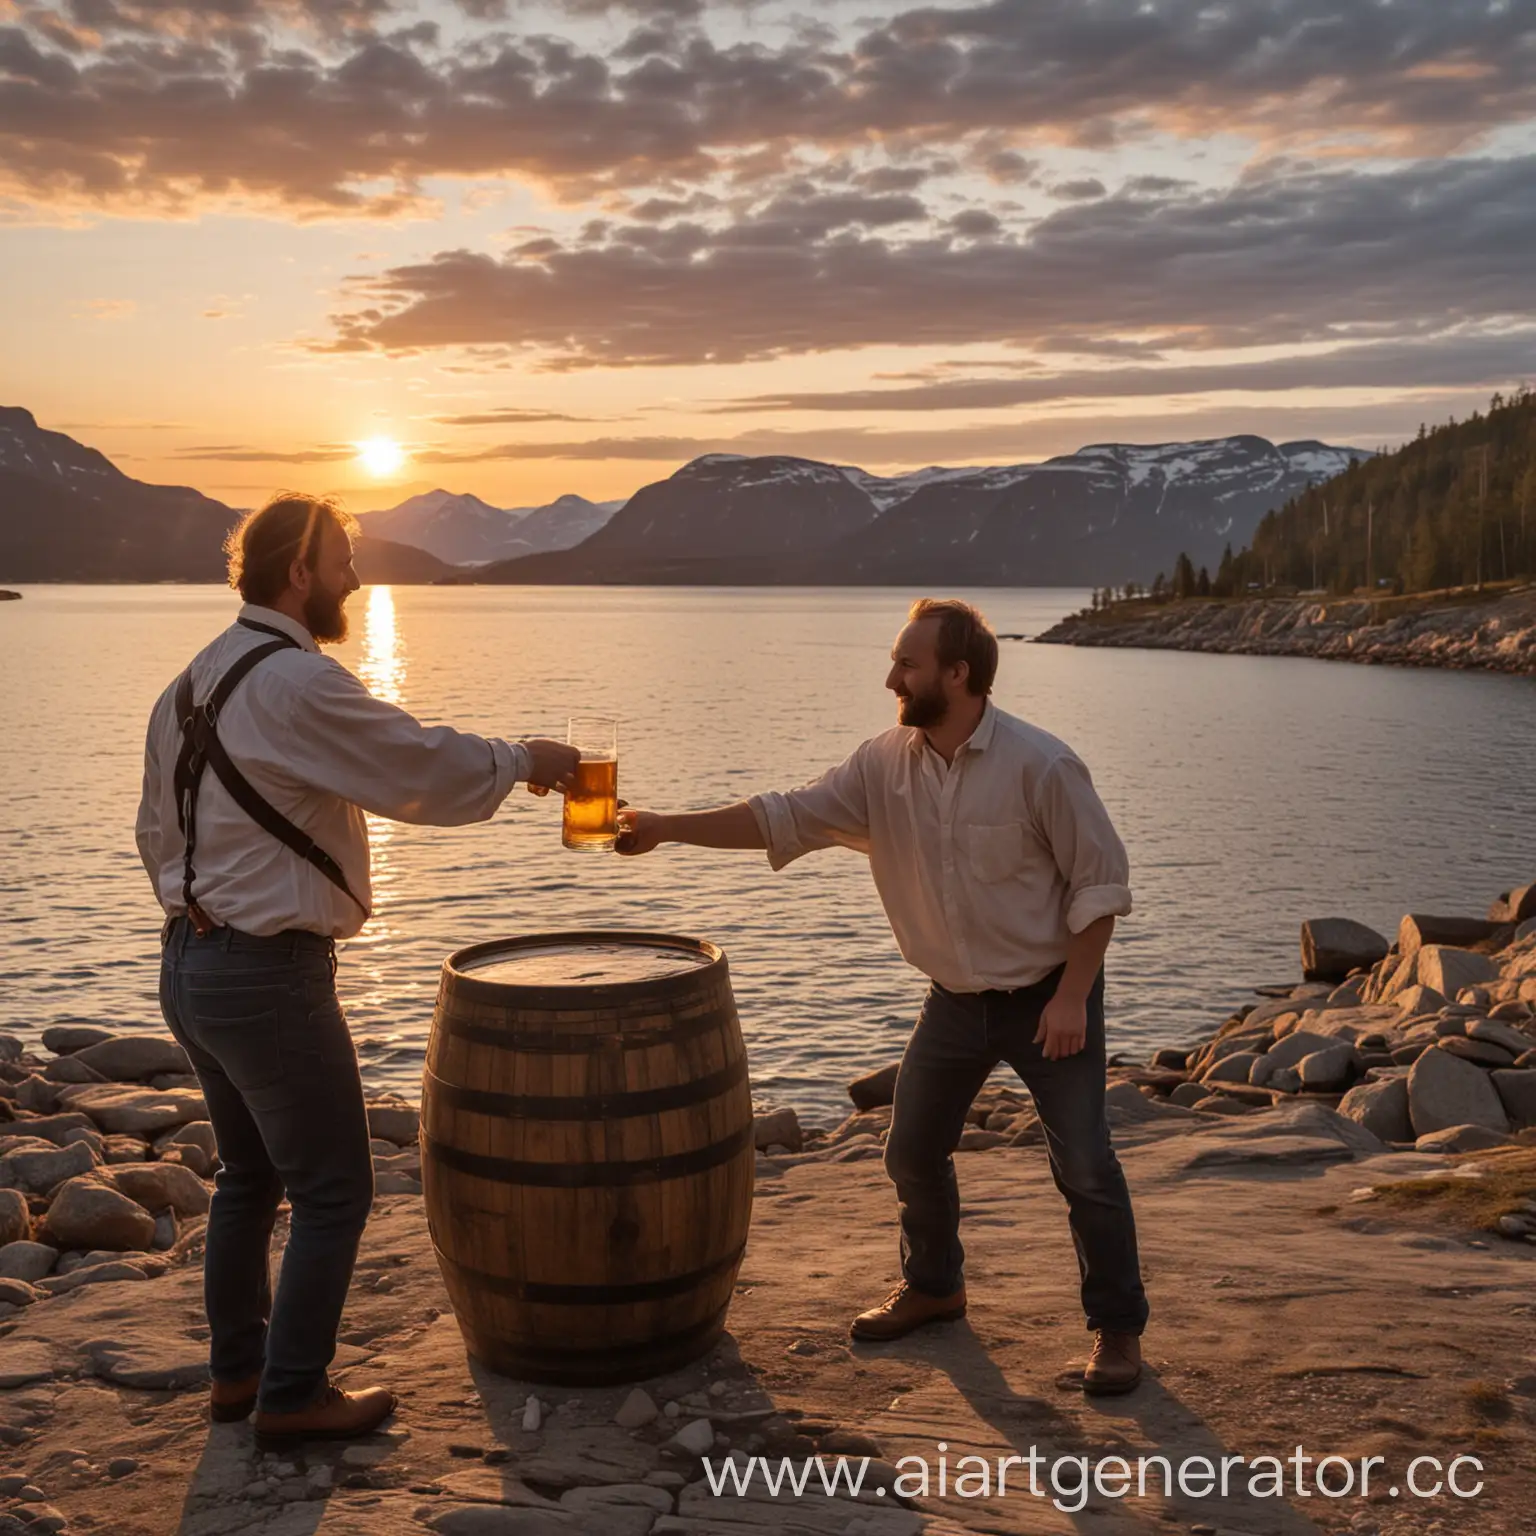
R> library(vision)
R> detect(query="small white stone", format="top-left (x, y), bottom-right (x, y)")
top-left (614, 1387), bottom-right (658, 1428)
top-left (662, 1401), bottom-right (681, 1419)
top-left (707, 1381), bottom-right (728, 1398)
top-left (669, 1418), bottom-right (715, 1457)
top-left (521, 1394), bottom-right (542, 1432)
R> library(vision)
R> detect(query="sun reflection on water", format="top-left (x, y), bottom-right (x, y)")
top-left (353, 585), bottom-right (406, 958)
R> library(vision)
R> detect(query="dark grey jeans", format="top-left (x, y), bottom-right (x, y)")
top-left (158, 916), bottom-right (374, 1413)
top-left (884, 967), bottom-right (1149, 1334)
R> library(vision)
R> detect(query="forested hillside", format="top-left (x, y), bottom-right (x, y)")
top-left (1142, 390), bottom-right (1536, 602)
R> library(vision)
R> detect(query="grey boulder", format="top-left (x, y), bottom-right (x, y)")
top-left (752, 1106), bottom-right (803, 1154)
top-left (110, 1161), bottom-right (211, 1218)
top-left (1264, 1030), bottom-right (1341, 1071)
top-left (73, 1035), bottom-right (192, 1083)
top-left (1301, 918), bottom-right (1388, 982)
top-left (1204, 1052), bottom-right (1261, 1085)
top-left (56, 1084), bottom-right (207, 1135)
top-left (848, 1062), bottom-right (901, 1112)
top-left (1415, 947), bottom-right (1498, 1001)
top-left (1467, 1017), bottom-right (1536, 1056)
top-left (0, 1241), bottom-right (58, 1283)
top-left (43, 1177), bottom-right (157, 1251)
top-left (1407, 1046), bottom-right (1510, 1137)
top-left (1296, 1043), bottom-right (1360, 1089)
top-left (0, 1188), bottom-right (30, 1246)
top-left (1491, 1069), bottom-right (1536, 1128)
top-left (0, 1138), bottom-right (100, 1195)
top-left (1337, 1075), bottom-right (1413, 1143)
top-left (1414, 1124), bottom-right (1512, 1155)
top-left (40, 1025), bottom-right (117, 1056)
top-left (365, 1100), bottom-right (420, 1145)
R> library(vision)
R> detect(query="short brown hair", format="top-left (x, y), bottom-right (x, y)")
top-left (225, 492), bottom-right (358, 606)
top-left (908, 597), bottom-right (999, 696)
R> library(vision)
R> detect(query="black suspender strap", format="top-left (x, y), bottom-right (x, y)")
top-left (172, 624), bottom-right (370, 929)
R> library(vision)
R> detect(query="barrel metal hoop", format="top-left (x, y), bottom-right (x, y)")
top-left (422, 1053), bottom-right (749, 1121)
top-left (435, 1241), bottom-right (746, 1306)
top-left (421, 1122), bottom-right (754, 1187)
top-left (435, 999), bottom-right (739, 1054)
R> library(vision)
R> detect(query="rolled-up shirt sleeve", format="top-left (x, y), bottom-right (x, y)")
top-left (270, 659), bottom-right (523, 826)
top-left (1032, 753), bottom-right (1132, 933)
top-left (748, 745), bottom-right (873, 871)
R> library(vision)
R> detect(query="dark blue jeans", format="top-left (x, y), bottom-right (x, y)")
top-left (158, 917), bottom-right (374, 1413)
top-left (884, 968), bottom-right (1149, 1334)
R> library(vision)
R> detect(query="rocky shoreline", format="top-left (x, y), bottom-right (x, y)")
top-left (1033, 584), bottom-right (1536, 673)
top-left (3, 879), bottom-right (1536, 1534)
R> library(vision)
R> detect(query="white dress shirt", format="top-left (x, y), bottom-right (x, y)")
top-left (748, 701), bottom-right (1132, 993)
top-left (137, 604), bottom-right (528, 939)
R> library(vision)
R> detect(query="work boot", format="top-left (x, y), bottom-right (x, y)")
top-left (253, 1379), bottom-right (398, 1450)
top-left (208, 1371), bottom-right (262, 1423)
top-left (1083, 1330), bottom-right (1143, 1395)
top-left (850, 1282), bottom-right (967, 1341)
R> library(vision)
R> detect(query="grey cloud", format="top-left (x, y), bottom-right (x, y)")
top-left (3, 0), bottom-right (1535, 216)
top-left (432, 407), bottom-right (600, 424)
top-left (1049, 178), bottom-right (1106, 200)
top-left (320, 157), bottom-right (1536, 369)
top-left (947, 208), bottom-right (1000, 237)
top-left (710, 332), bottom-right (1536, 413)
top-left (404, 398), bottom-right (1494, 468)
top-left (175, 443), bottom-right (357, 462)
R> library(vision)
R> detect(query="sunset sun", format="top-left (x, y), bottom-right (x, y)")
top-left (358, 436), bottom-right (405, 477)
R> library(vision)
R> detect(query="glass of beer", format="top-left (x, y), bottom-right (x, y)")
top-left (562, 715), bottom-right (618, 852)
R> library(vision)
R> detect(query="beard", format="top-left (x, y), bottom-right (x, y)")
top-left (303, 582), bottom-right (349, 643)
top-left (897, 683), bottom-right (949, 729)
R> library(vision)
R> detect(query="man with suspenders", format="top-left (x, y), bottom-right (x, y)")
top-left (136, 492), bottom-right (579, 1448)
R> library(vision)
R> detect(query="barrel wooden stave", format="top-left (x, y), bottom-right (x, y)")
top-left (421, 934), bottom-right (753, 1384)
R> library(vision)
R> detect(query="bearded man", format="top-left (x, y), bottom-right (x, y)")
top-left (136, 492), bottom-right (579, 1447)
top-left (616, 597), bottom-right (1148, 1392)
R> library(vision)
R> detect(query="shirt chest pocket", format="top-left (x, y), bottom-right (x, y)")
top-left (959, 822), bottom-right (1027, 883)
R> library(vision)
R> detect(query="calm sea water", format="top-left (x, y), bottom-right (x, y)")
top-left (2, 585), bottom-right (1532, 1121)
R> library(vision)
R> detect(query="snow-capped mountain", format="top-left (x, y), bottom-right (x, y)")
top-left (572, 453), bottom-right (879, 559)
top-left (473, 435), bottom-right (1370, 586)
top-left (834, 435), bottom-right (1372, 585)
top-left (357, 489), bottom-right (515, 565)
top-left (498, 493), bottom-right (626, 558)
top-left (357, 489), bottom-right (623, 564)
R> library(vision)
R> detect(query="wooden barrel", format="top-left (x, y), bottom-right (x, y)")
top-left (420, 931), bottom-right (755, 1385)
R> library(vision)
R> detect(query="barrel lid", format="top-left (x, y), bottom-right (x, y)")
top-left (443, 931), bottom-right (725, 1010)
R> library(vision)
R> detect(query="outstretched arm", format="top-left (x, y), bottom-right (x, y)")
top-left (618, 742), bottom-right (872, 862)
top-left (616, 803), bottom-right (764, 856)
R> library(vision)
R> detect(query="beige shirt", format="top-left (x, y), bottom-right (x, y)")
top-left (137, 605), bottom-right (527, 940)
top-left (748, 702), bottom-right (1131, 992)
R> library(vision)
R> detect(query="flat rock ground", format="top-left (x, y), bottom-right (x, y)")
top-left (3, 1117), bottom-right (1533, 1536)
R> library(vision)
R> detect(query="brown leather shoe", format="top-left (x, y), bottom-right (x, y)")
top-left (1083, 1330), bottom-right (1143, 1395)
top-left (253, 1380), bottom-right (398, 1450)
top-left (209, 1371), bottom-right (262, 1424)
top-left (850, 1282), bottom-right (967, 1341)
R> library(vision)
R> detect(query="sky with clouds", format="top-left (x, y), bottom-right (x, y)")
top-left (2, 0), bottom-right (1533, 507)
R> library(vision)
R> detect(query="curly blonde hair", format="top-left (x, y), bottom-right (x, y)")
top-left (225, 492), bottom-right (359, 605)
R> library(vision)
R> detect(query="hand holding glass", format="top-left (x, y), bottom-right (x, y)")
top-left (563, 716), bottom-right (619, 852)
